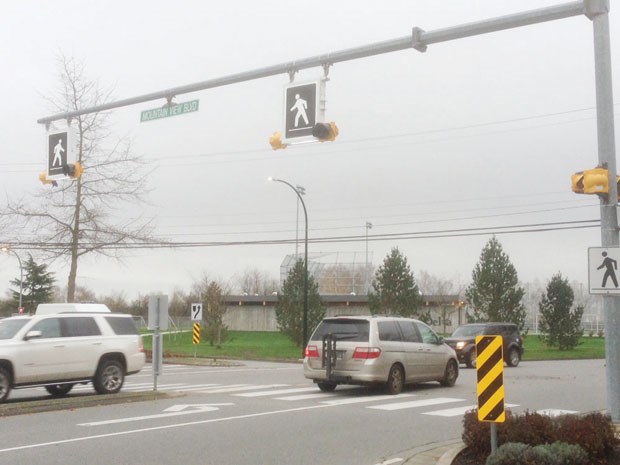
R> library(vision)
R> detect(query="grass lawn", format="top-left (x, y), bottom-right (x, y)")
top-left (142, 330), bottom-right (607, 362)
top-left (522, 334), bottom-right (605, 361)
top-left (143, 330), bottom-right (303, 361)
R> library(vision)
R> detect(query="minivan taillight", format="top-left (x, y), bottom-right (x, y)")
top-left (353, 347), bottom-right (381, 359)
top-left (305, 345), bottom-right (320, 358)
top-left (139, 336), bottom-right (144, 353)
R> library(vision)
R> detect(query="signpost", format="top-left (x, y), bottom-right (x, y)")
top-left (282, 80), bottom-right (324, 144)
top-left (191, 303), bottom-right (203, 356)
top-left (140, 99), bottom-right (199, 122)
top-left (148, 294), bottom-right (169, 391)
top-left (476, 335), bottom-right (505, 453)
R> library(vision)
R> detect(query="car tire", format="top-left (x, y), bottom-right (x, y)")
top-left (0, 367), bottom-right (11, 403)
top-left (317, 381), bottom-right (337, 392)
top-left (93, 359), bottom-right (125, 395)
top-left (466, 349), bottom-right (477, 369)
top-left (45, 384), bottom-right (74, 397)
top-left (385, 364), bottom-right (404, 395)
top-left (440, 360), bottom-right (458, 387)
top-left (507, 347), bottom-right (521, 367)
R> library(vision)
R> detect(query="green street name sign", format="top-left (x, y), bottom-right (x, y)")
top-left (140, 99), bottom-right (199, 122)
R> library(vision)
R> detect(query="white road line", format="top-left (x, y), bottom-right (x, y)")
top-left (368, 397), bottom-right (464, 411)
top-left (423, 403), bottom-right (520, 417)
top-left (235, 387), bottom-right (316, 397)
top-left (322, 394), bottom-right (415, 406)
top-left (200, 384), bottom-right (288, 394)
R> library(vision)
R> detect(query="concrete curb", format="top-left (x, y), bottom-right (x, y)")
top-left (437, 441), bottom-right (466, 465)
top-left (407, 440), bottom-right (464, 465)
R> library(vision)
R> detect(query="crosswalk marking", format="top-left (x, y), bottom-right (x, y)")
top-left (536, 409), bottom-right (578, 417)
top-left (423, 403), bottom-right (520, 417)
top-left (200, 384), bottom-right (288, 394)
top-left (322, 394), bottom-right (415, 406)
top-left (368, 397), bottom-right (464, 411)
top-left (236, 387), bottom-right (316, 397)
top-left (275, 393), bottom-right (338, 401)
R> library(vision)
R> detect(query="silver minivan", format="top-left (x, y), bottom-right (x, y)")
top-left (303, 315), bottom-right (458, 394)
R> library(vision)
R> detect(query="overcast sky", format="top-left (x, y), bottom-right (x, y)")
top-left (1, 0), bottom-right (618, 301)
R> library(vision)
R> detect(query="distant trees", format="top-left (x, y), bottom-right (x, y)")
top-left (234, 267), bottom-right (278, 295)
top-left (276, 260), bottom-right (325, 346)
top-left (193, 275), bottom-right (229, 348)
top-left (465, 237), bottom-right (526, 327)
top-left (538, 273), bottom-right (584, 350)
top-left (368, 248), bottom-right (422, 319)
top-left (9, 255), bottom-right (56, 314)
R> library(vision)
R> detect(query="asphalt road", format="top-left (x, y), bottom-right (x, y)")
top-left (0, 359), bottom-right (608, 465)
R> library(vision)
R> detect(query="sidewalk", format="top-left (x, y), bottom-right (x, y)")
top-left (407, 440), bottom-right (465, 465)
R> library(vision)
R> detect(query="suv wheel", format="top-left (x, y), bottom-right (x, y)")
top-left (45, 384), bottom-right (74, 397)
top-left (0, 367), bottom-right (11, 403)
top-left (385, 364), bottom-right (404, 395)
top-left (466, 350), bottom-right (477, 369)
top-left (94, 359), bottom-right (124, 395)
top-left (317, 381), bottom-right (337, 392)
top-left (440, 360), bottom-right (458, 387)
top-left (507, 347), bottom-right (521, 367)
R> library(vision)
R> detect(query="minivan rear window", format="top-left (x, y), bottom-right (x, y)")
top-left (310, 319), bottom-right (369, 342)
top-left (105, 316), bottom-right (139, 335)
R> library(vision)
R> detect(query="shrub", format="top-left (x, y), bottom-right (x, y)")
top-left (501, 411), bottom-right (555, 446)
top-left (486, 442), bottom-right (588, 465)
top-left (463, 410), bottom-right (618, 463)
top-left (554, 412), bottom-right (619, 459)
top-left (485, 442), bottom-right (529, 465)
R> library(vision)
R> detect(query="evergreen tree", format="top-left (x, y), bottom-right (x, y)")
top-left (538, 272), bottom-right (583, 350)
top-left (465, 237), bottom-right (526, 326)
top-left (276, 260), bottom-right (325, 346)
top-left (203, 281), bottom-right (228, 348)
top-left (368, 247), bottom-right (423, 319)
top-left (9, 255), bottom-right (56, 314)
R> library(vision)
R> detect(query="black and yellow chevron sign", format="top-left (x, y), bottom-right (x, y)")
top-left (476, 335), bottom-right (505, 423)
top-left (192, 322), bottom-right (201, 345)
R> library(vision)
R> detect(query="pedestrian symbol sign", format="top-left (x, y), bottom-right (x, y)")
top-left (283, 79), bottom-right (324, 144)
top-left (589, 247), bottom-right (620, 294)
top-left (46, 123), bottom-right (75, 181)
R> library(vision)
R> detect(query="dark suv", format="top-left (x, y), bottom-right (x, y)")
top-left (444, 322), bottom-right (524, 368)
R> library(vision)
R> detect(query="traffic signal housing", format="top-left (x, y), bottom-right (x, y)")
top-left (571, 167), bottom-right (620, 197)
top-left (312, 122), bottom-right (339, 142)
top-left (269, 132), bottom-right (287, 150)
top-left (62, 162), bottom-right (83, 179)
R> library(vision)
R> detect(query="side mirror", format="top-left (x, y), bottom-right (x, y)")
top-left (24, 330), bottom-right (42, 341)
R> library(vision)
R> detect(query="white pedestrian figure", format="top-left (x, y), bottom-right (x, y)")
top-left (290, 94), bottom-right (309, 127)
top-left (52, 138), bottom-right (64, 167)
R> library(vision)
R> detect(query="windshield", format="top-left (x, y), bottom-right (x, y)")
top-left (0, 319), bottom-right (29, 340)
top-left (450, 325), bottom-right (485, 338)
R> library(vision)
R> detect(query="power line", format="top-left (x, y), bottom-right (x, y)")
top-left (4, 218), bottom-right (599, 251)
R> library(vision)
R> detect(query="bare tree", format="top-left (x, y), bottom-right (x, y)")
top-left (2, 55), bottom-right (153, 302)
top-left (234, 267), bottom-right (278, 295)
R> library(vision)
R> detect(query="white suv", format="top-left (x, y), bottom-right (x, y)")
top-left (0, 312), bottom-right (145, 402)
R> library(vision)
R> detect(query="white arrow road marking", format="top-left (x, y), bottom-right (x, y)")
top-left (78, 403), bottom-right (233, 426)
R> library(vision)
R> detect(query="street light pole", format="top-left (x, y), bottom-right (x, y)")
top-left (365, 222), bottom-right (373, 293)
top-left (268, 177), bottom-right (309, 353)
top-left (2, 247), bottom-right (23, 312)
top-left (295, 185), bottom-right (306, 259)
